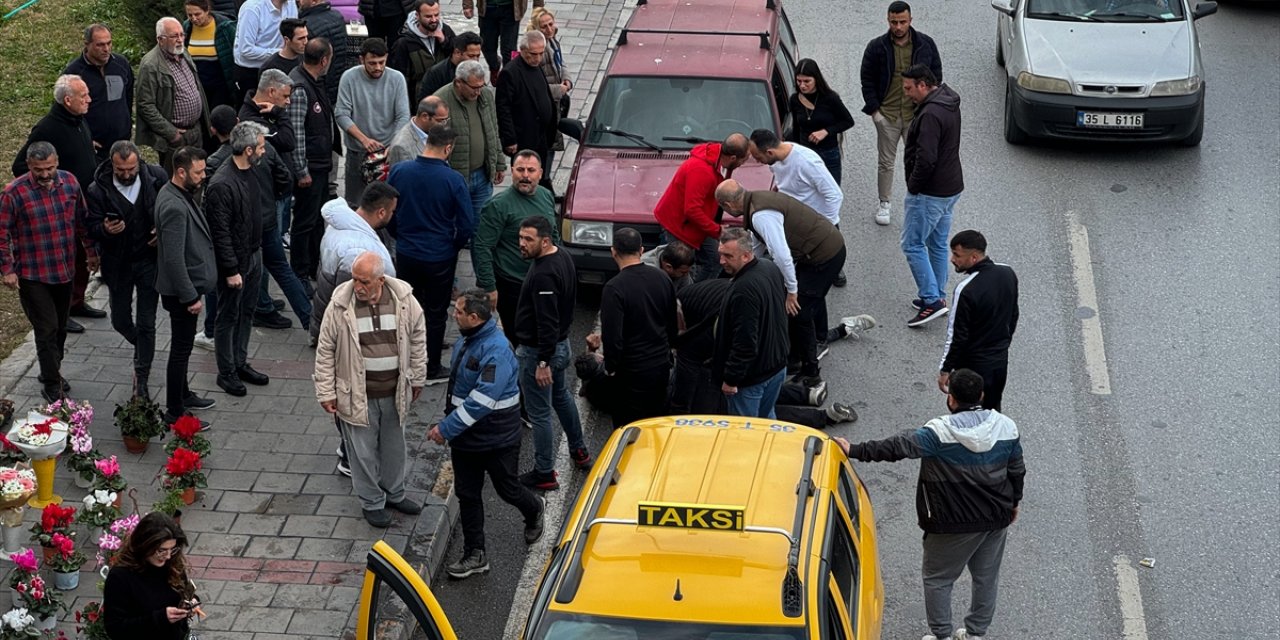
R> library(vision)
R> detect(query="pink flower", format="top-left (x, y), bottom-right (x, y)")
top-left (14, 582), bottom-right (25, 593)
top-left (94, 456), bottom-right (120, 477)
top-left (9, 549), bottom-right (37, 573)
top-left (30, 576), bottom-right (43, 589)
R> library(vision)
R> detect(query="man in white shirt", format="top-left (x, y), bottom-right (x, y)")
top-left (233, 0), bottom-right (299, 99)
top-left (386, 95), bottom-right (449, 165)
top-left (748, 128), bottom-right (849, 289)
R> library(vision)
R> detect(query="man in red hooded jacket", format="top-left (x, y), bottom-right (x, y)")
top-left (653, 133), bottom-right (749, 282)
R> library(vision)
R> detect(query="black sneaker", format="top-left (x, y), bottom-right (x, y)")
top-left (386, 498), bottom-right (422, 515)
top-left (911, 298), bottom-right (924, 311)
top-left (363, 508), bottom-right (392, 528)
top-left (183, 394), bottom-right (216, 410)
top-left (833, 271), bottom-right (847, 288)
top-left (236, 365), bottom-right (270, 386)
top-left (424, 365), bottom-right (448, 386)
top-left (825, 403), bottom-right (858, 424)
top-left (907, 300), bottom-right (949, 328)
top-left (70, 304), bottom-right (107, 319)
top-left (570, 447), bottom-right (593, 470)
top-left (446, 549), bottom-right (489, 579)
top-left (252, 311), bottom-right (292, 329)
top-left (40, 386), bottom-right (62, 404)
top-left (336, 458), bottom-right (352, 477)
top-left (216, 374), bottom-right (247, 397)
top-left (272, 299), bottom-right (285, 311)
top-left (164, 412), bottom-right (211, 431)
top-left (524, 495), bottom-right (546, 544)
top-left (520, 470), bottom-right (559, 491)
top-left (816, 341), bottom-right (830, 361)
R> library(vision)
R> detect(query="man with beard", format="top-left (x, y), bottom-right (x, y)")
top-left (12, 75), bottom-right (106, 330)
top-left (389, 0), bottom-right (456, 106)
top-left (471, 150), bottom-right (555, 341)
top-left (938, 230), bottom-right (1018, 411)
top-left (137, 17), bottom-right (210, 172)
top-left (415, 31), bottom-right (482, 104)
top-left (297, 0), bottom-right (352, 106)
top-left (0, 142), bottom-right (99, 403)
top-left (433, 60), bottom-right (504, 216)
top-left (336, 38), bottom-right (410, 204)
top-left (155, 146), bottom-right (216, 429)
top-left (64, 24), bottom-right (135, 162)
top-left (711, 227), bottom-right (789, 419)
top-left (386, 125), bottom-right (474, 384)
top-left (204, 121), bottom-right (271, 397)
top-left (259, 18), bottom-right (308, 75)
top-left (496, 31), bottom-right (556, 190)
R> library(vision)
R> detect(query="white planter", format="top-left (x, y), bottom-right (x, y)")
top-left (34, 614), bottom-right (57, 631)
top-left (52, 569), bottom-right (79, 591)
top-left (73, 473), bottom-right (93, 489)
top-left (1, 524), bottom-right (25, 556)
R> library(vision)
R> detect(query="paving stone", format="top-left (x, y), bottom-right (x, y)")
top-left (286, 609), bottom-right (351, 636)
top-left (178, 509), bottom-right (238, 534)
top-left (196, 603), bottom-right (241, 630)
top-left (194, 533), bottom-right (252, 556)
top-left (302, 474), bottom-right (355, 495)
top-left (330, 516), bottom-right (381, 540)
top-left (213, 491), bottom-right (273, 514)
top-left (325, 585), bottom-right (363, 612)
top-left (253, 472), bottom-right (307, 493)
top-left (231, 513), bottom-right (287, 536)
top-left (287, 454), bottom-right (338, 474)
top-left (294, 537), bottom-right (354, 562)
top-left (238, 450), bottom-right (292, 472)
top-left (281, 514), bottom-right (338, 537)
top-left (206, 470), bottom-right (260, 491)
top-left (263, 493), bottom-right (323, 515)
top-left (217, 581), bottom-right (279, 606)
top-left (232, 606), bottom-right (292, 633)
top-left (270, 584), bottom-right (334, 609)
top-left (243, 535), bottom-right (303, 559)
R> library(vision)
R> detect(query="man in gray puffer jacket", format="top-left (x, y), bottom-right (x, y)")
top-left (308, 183), bottom-right (398, 344)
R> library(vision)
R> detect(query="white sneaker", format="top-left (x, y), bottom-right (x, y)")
top-left (875, 201), bottom-right (891, 225)
top-left (955, 629), bottom-right (982, 640)
top-left (922, 635), bottom-right (953, 640)
top-left (840, 314), bottom-right (878, 339)
top-left (193, 331), bottom-right (215, 351)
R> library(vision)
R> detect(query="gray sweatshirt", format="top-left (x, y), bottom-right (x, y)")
top-left (334, 66), bottom-right (410, 151)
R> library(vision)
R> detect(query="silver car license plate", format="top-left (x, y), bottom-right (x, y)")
top-left (1077, 111), bottom-right (1144, 129)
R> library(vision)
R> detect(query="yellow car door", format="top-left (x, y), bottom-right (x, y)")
top-left (356, 541), bottom-right (458, 640)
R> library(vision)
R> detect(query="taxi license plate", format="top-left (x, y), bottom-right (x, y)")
top-left (1077, 111), bottom-right (1144, 129)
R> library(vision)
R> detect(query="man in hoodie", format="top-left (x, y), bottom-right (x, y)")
top-left (12, 75), bottom-right (106, 331)
top-left (836, 368), bottom-right (1023, 640)
top-left (939, 230), bottom-right (1018, 411)
top-left (389, 0), bottom-right (456, 106)
top-left (900, 63), bottom-right (963, 328)
top-left (652, 133), bottom-right (750, 283)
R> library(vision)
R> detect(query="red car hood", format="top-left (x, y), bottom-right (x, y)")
top-left (565, 148), bottom-right (775, 224)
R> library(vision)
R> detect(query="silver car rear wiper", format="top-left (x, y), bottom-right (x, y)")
top-left (599, 126), bottom-right (663, 152)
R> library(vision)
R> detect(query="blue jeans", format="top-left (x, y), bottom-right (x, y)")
top-left (256, 218), bottom-right (313, 328)
top-left (467, 168), bottom-right (493, 221)
top-left (901, 192), bottom-right (960, 304)
top-left (277, 193), bottom-right (292, 238)
top-left (814, 145), bottom-right (842, 185)
top-left (516, 341), bottom-right (586, 474)
top-left (726, 367), bottom-right (786, 419)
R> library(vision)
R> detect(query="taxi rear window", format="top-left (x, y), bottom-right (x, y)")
top-left (532, 613), bottom-right (806, 640)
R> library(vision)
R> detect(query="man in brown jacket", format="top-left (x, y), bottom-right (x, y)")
top-left (314, 251), bottom-right (427, 527)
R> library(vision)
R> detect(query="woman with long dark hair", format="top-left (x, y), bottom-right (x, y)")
top-left (103, 513), bottom-right (200, 640)
top-left (787, 58), bottom-right (856, 184)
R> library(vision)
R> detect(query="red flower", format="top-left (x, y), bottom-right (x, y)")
top-left (172, 415), bottom-right (203, 440)
top-left (165, 447), bottom-right (202, 477)
top-left (32, 418), bottom-right (55, 437)
top-left (40, 503), bottom-right (76, 531)
top-left (0, 433), bottom-right (20, 452)
top-left (51, 532), bottom-right (75, 557)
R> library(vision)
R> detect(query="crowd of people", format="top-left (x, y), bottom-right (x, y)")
top-left (0, 0), bottom-right (1026, 638)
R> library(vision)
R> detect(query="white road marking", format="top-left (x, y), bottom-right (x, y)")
top-left (1113, 555), bottom-right (1150, 640)
top-left (1067, 212), bottom-right (1113, 395)
top-left (502, 436), bottom-right (571, 640)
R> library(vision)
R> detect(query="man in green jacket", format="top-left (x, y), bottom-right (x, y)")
top-left (471, 150), bottom-right (554, 341)
top-left (434, 59), bottom-right (505, 216)
top-left (137, 17), bottom-right (211, 171)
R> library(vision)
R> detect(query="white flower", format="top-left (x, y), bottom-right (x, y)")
top-left (83, 494), bottom-right (98, 508)
top-left (93, 489), bottom-right (116, 505)
top-left (1, 608), bottom-right (33, 630)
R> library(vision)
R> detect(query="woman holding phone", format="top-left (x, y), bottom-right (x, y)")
top-left (103, 513), bottom-right (202, 640)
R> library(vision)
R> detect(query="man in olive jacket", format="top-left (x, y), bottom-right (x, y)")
top-left (434, 59), bottom-right (504, 216)
top-left (137, 17), bottom-right (211, 171)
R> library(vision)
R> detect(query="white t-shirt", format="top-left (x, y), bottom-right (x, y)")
top-left (770, 144), bottom-right (843, 226)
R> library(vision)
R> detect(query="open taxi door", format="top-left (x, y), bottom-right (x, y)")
top-left (356, 541), bottom-right (458, 640)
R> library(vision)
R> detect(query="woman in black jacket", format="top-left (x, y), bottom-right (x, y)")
top-left (786, 58), bottom-right (855, 184)
top-left (103, 513), bottom-right (200, 640)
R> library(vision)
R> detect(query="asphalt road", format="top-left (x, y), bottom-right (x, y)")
top-left (423, 2), bottom-right (1280, 638)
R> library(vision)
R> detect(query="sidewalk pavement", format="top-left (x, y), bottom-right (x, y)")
top-left (0, 1), bottom-right (631, 637)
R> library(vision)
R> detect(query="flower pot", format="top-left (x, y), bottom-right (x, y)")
top-left (73, 473), bottom-right (94, 489)
top-left (41, 544), bottom-right (55, 563)
top-left (52, 569), bottom-right (80, 590)
top-left (180, 487), bottom-right (196, 506)
top-left (34, 614), bottom-right (57, 631)
top-left (122, 435), bottom-right (148, 454)
top-left (1, 523), bottom-right (25, 556)
top-left (112, 494), bottom-right (122, 509)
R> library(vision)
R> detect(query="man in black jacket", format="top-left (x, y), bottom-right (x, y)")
top-left (939, 230), bottom-right (1018, 411)
top-left (288, 38), bottom-right (340, 281)
top-left (13, 75), bottom-right (105, 328)
top-left (415, 31), bottom-right (482, 104)
top-left (901, 63), bottom-right (963, 328)
top-left (836, 369), bottom-right (1023, 640)
top-left (85, 142), bottom-right (168, 400)
top-left (64, 25), bottom-right (135, 162)
top-left (712, 227), bottom-right (789, 419)
top-left (298, 0), bottom-right (353, 106)
top-left (205, 121), bottom-right (271, 397)
top-left (496, 31), bottom-right (557, 190)
top-left (859, 1), bottom-right (942, 227)
top-left (389, 0), bottom-right (456, 106)
top-left (597, 227), bottom-right (677, 428)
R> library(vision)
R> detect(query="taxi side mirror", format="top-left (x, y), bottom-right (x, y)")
top-left (991, 0), bottom-right (1015, 16)
top-left (1192, 2), bottom-right (1217, 19)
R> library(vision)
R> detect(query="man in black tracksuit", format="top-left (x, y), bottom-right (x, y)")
top-left (597, 228), bottom-right (677, 428)
top-left (712, 227), bottom-right (790, 419)
top-left (939, 230), bottom-right (1018, 411)
top-left (836, 368), bottom-right (1024, 640)
top-left (85, 142), bottom-right (168, 399)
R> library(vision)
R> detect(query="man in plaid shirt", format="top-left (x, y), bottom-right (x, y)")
top-left (0, 142), bottom-right (99, 403)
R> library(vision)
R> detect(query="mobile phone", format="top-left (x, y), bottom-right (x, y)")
top-left (104, 211), bottom-right (122, 221)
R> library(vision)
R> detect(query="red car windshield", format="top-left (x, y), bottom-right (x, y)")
top-left (586, 77), bottom-right (776, 150)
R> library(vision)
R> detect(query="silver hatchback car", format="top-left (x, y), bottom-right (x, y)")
top-left (993, 0), bottom-right (1217, 145)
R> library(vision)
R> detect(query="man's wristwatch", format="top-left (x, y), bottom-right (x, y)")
top-left (537, 361), bottom-right (549, 370)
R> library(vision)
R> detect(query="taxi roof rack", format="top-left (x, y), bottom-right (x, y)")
top-left (555, 426), bottom-right (641, 604)
top-left (616, 28), bottom-right (771, 50)
top-left (782, 435), bottom-right (822, 618)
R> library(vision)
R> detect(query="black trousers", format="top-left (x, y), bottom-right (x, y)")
top-left (396, 252), bottom-right (457, 370)
top-left (366, 15), bottom-right (404, 48)
top-left (479, 4), bottom-right (519, 77)
top-left (18, 279), bottom-right (71, 392)
top-left (961, 361), bottom-right (1009, 412)
top-left (104, 260), bottom-right (160, 384)
top-left (667, 355), bottom-right (724, 414)
top-left (291, 167), bottom-right (330, 280)
top-left (790, 246), bottom-right (847, 376)
top-left (451, 444), bottom-right (541, 553)
top-left (161, 294), bottom-right (199, 418)
top-left (214, 252), bottom-right (262, 376)
top-left (232, 65), bottom-right (259, 104)
top-left (609, 362), bottom-right (671, 428)
top-left (494, 274), bottom-right (523, 344)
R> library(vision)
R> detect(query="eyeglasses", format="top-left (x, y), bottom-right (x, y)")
top-left (432, 116), bottom-right (450, 123)
top-left (464, 81), bottom-right (486, 91)
top-left (154, 545), bottom-right (181, 558)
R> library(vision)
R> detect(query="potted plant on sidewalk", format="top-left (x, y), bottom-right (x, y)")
top-left (164, 416), bottom-right (211, 459)
top-left (0, 607), bottom-right (41, 638)
top-left (152, 489), bottom-right (185, 525)
top-left (73, 601), bottom-right (108, 640)
top-left (112, 396), bottom-right (164, 454)
top-left (29, 504), bottom-right (75, 564)
top-left (12, 572), bottom-right (63, 631)
top-left (94, 514), bottom-right (139, 574)
top-left (75, 490), bottom-right (120, 548)
top-left (90, 457), bottom-right (127, 506)
top-left (160, 448), bottom-right (205, 506)
top-left (46, 532), bottom-right (85, 590)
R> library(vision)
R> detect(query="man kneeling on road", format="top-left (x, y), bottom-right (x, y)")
top-left (429, 290), bottom-right (545, 580)
top-left (314, 251), bottom-right (426, 528)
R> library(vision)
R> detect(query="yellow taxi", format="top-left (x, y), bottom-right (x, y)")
top-left (357, 416), bottom-right (884, 639)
